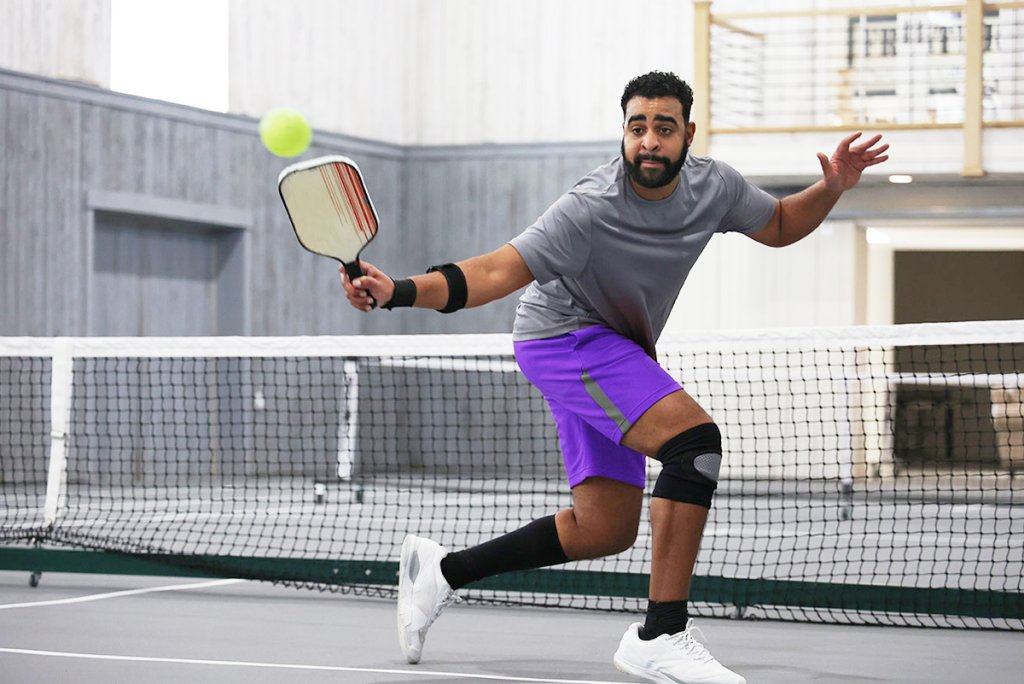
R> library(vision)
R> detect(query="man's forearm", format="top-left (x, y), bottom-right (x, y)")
top-left (405, 244), bottom-right (533, 310)
top-left (774, 180), bottom-right (844, 247)
top-left (406, 270), bottom-right (451, 310)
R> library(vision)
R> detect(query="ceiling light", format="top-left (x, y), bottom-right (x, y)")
top-left (865, 228), bottom-right (891, 244)
top-left (888, 174), bottom-right (913, 184)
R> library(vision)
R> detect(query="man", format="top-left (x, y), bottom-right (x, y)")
top-left (341, 71), bottom-right (888, 684)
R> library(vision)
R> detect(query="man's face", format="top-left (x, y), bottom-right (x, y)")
top-left (621, 96), bottom-right (692, 198)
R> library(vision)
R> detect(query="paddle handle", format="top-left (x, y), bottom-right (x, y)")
top-left (343, 260), bottom-right (365, 281)
top-left (343, 260), bottom-right (377, 309)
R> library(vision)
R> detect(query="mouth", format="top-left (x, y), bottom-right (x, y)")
top-left (636, 155), bottom-right (667, 169)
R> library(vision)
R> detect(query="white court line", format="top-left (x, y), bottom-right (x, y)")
top-left (0, 578), bottom-right (245, 610)
top-left (0, 647), bottom-right (624, 683)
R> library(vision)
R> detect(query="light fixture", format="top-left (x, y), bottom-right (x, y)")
top-left (865, 228), bottom-right (891, 244)
top-left (888, 174), bottom-right (913, 184)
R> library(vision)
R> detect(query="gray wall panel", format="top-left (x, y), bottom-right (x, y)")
top-left (0, 86), bottom-right (83, 336)
top-left (0, 70), bottom-right (409, 337)
top-left (370, 149), bottom-right (614, 335)
top-left (15, 68), bottom-right (1019, 339)
top-left (2, 67), bottom-right (617, 338)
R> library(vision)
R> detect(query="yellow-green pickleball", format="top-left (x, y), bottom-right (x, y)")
top-left (259, 108), bottom-right (312, 157)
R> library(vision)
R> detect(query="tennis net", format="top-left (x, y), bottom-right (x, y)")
top-left (1, 321), bottom-right (1022, 629)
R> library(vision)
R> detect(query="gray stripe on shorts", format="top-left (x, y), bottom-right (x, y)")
top-left (581, 369), bottom-right (632, 432)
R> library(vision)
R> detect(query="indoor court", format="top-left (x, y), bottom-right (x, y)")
top-left (1, 2), bottom-right (1022, 683)
top-left (2, 572), bottom-right (1022, 683)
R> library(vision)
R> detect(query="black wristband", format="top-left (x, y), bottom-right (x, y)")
top-left (382, 278), bottom-right (417, 310)
top-left (426, 263), bottom-right (468, 314)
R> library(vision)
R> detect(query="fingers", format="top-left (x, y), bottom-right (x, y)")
top-left (844, 133), bottom-right (887, 161)
top-left (835, 132), bottom-right (890, 170)
top-left (816, 151), bottom-right (831, 175)
top-left (864, 142), bottom-right (890, 158)
top-left (339, 264), bottom-right (386, 312)
top-left (838, 131), bottom-right (888, 155)
top-left (339, 265), bottom-right (358, 294)
top-left (359, 261), bottom-right (383, 278)
top-left (854, 138), bottom-right (889, 170)
top-left (346, 278), bottom-right (378, 311)
top-left (838, 131), bottom-right (863, 149)
top-left (851, 134), bottom-right (884, 155)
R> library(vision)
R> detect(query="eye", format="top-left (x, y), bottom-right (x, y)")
top-left (660, 127), bottom-right (674, 136)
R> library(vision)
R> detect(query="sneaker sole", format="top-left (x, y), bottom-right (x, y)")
top-left (613, 655), bottom-right (675, 684)
top-left (614, 653), bottom-right (745, 684)
top-left (396, 536), bottom-right (421, 664)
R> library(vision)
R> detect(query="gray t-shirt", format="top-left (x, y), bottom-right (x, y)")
top-left (509, 155), bottom-right (776, 357)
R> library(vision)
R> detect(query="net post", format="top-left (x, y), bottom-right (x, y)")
top-left (991, 384), bottom-right (1024, 472)
top-left (855, 345), bottom-right (896, 479)
top-left (837, 371), bottom-right (855, 521)
top-left (43, 338), bottom-right (74, 527)
top-left (337, 359), bottom-right (359, 481)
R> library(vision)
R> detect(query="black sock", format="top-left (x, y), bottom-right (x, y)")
top-left (439, 514), bottom-right (569, 590)
top-left (638, 599), bottom-right (689, 640)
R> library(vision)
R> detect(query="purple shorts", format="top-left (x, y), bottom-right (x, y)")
top-left (513, 325), bottom-right (682, 489)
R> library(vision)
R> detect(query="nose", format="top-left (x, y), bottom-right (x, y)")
top-left (641, 130), bottom-right (659, 152)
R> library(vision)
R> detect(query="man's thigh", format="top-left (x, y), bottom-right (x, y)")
top-left (620, 389), bottom-right (713, 457)
top-left (514, 326), bottom-right (683, 448)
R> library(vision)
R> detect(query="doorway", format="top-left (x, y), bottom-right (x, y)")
top-left (91, 211), bottom-right (247, 336)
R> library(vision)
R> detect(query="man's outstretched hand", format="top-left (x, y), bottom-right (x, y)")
top-left (818, 132), bottom-right (890, 193)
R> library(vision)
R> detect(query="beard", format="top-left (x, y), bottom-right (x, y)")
top-left (621, 139), bottom-right (688, 190)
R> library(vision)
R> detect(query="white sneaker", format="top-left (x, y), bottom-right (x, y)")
top-left (396, 535), bottom-right (459, 664)
top-left (613, 620), bottom-right (745, 684)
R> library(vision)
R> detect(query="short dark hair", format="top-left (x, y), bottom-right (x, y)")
top-left (620, 71), bottom-right (694, 121)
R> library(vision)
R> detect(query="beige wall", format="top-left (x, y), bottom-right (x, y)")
top-left (0, 0), bottom-right (111, 87)
top-left (228, 0), bottom-right (695, 146)
top-left (667, 220), bottom-right (862, 331)
top-left (5, 0), bottom-right (1022, 334)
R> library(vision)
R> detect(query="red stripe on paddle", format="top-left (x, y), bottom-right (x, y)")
top-left (339, 164), bottom-right (376, 241)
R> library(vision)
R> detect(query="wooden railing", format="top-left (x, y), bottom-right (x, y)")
top-left (694, 1), bottom-right (1024, 175)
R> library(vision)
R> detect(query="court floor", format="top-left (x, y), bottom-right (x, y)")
top-left (0, 571), bottom-right (1021, 683)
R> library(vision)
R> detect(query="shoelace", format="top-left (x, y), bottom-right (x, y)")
top-left (666, 621), bottom-right (714, 663)
top-left (430, 589), bottom-right (461, 623)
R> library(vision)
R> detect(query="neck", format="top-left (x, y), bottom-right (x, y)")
top-left (630, 175), bottom-right (680, 201)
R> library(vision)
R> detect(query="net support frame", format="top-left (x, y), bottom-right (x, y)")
top-left (1, 320), bottom-right (1022, 629)
top-left (42, 339), bottom-right (73, 527)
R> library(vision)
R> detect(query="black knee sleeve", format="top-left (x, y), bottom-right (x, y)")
top-left (652, 422), bottom-right (722, 509)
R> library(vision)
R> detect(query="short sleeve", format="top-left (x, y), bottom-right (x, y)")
top-left (508, 191), bottom-right (592, 284)
top-left (714, 161), bottom-right (777, 235)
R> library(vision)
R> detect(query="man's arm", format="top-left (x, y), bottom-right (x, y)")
top-left (749, 131), bottom-right (889, 248)
top-left (341, 243), bottom-right (534, 312)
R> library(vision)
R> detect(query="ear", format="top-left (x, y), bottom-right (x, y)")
top-left (686, 121), bottom-right (697, 145)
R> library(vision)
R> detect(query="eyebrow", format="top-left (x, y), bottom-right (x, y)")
top-left (627, 113), bottom-right (679, 125)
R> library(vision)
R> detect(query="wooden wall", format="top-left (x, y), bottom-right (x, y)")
top-left (0, 69), bottom-right (900, 338)
top-left (0, 68), bottom-right (403, 337)
top-left (392, 144), bottom-right (615, 334)
top-left (0, 69), bottom-right (613, 337)
top-left (0, 0), bottom-right (111, 88)
top-left (228, 0), bottom-right (695, 146)
top-left (6, 68), bottom-right (1021, 339)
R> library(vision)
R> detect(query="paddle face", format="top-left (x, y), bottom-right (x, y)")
top-left (278, 155), bottom-right (379, 280)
